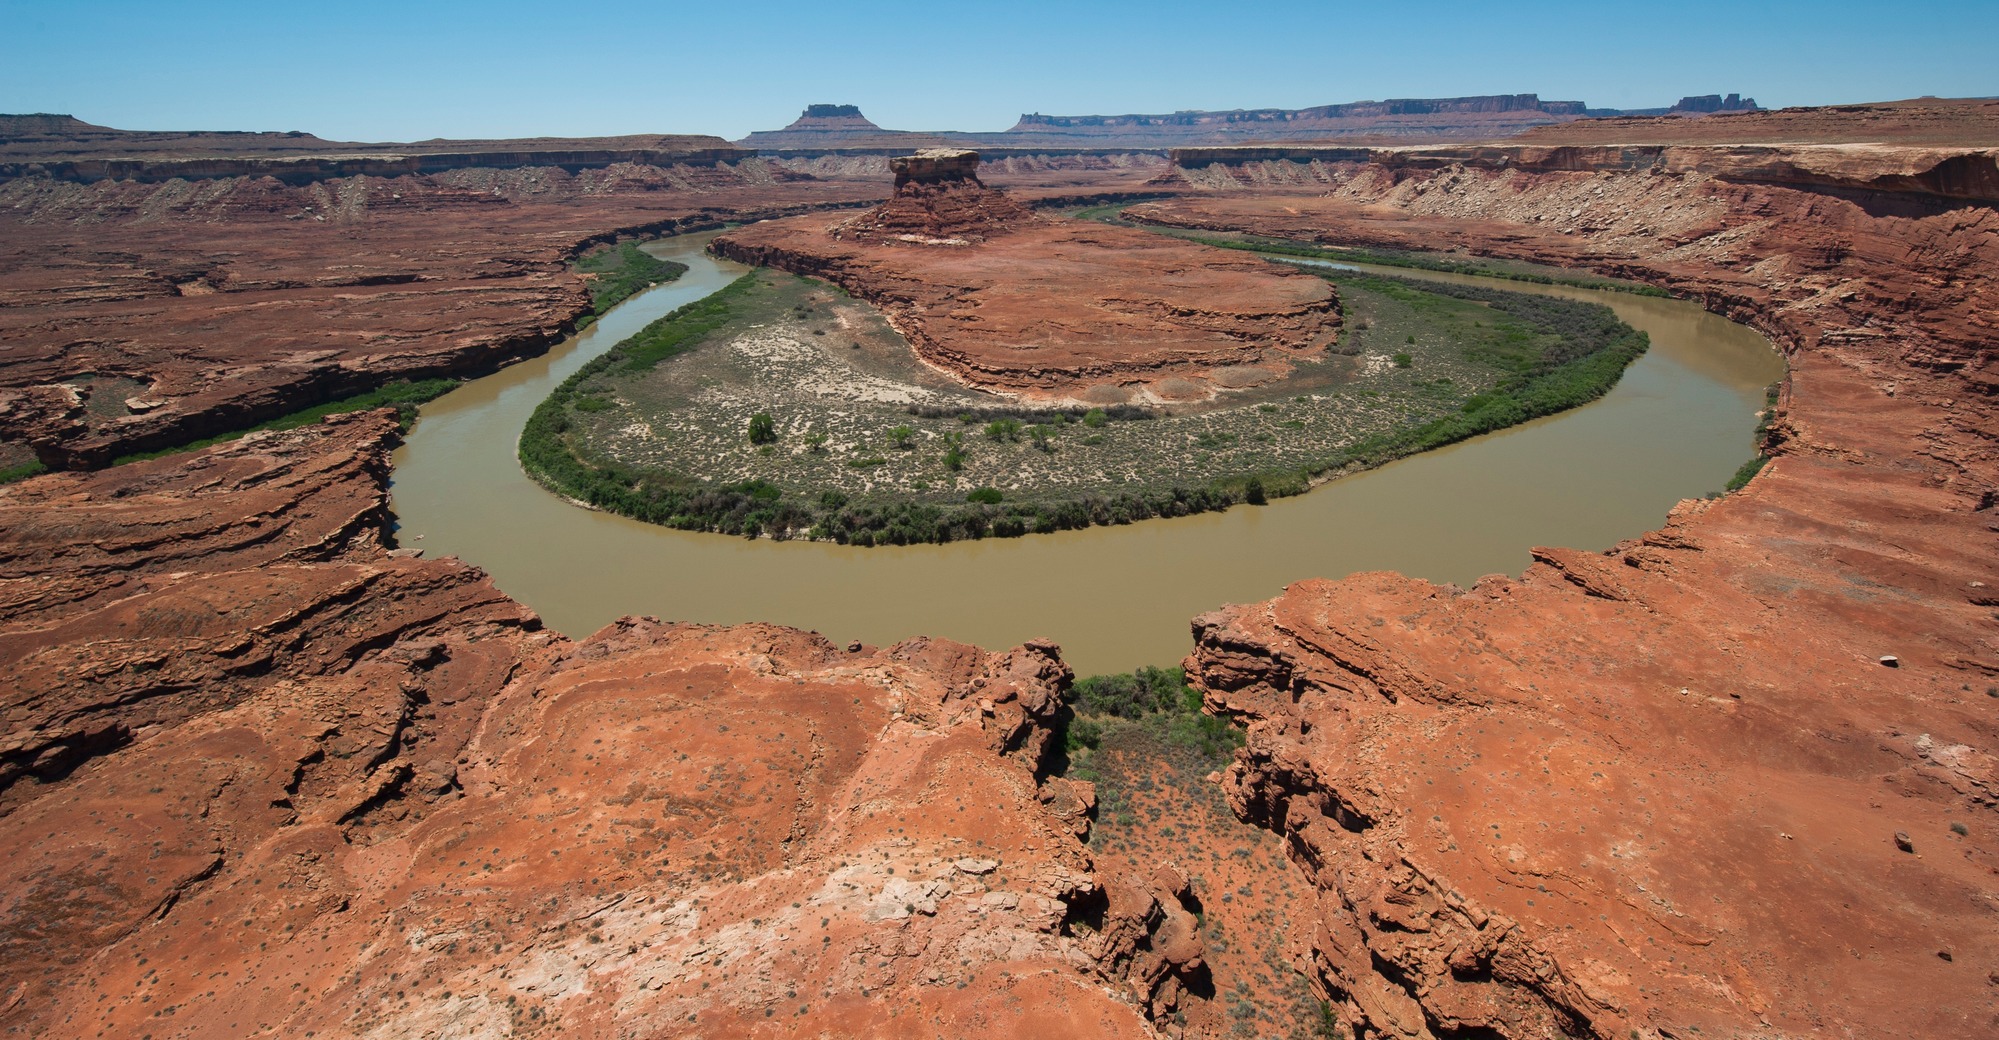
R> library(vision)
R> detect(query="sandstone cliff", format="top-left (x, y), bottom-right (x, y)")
top-left (1130, 135), bottom-right (1999, 1038)
top-left (0, 411), bottom-right (1200, 1037)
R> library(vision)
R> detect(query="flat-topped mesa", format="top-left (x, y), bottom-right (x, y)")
top-left (836, 148), bottom-right (1037, 244)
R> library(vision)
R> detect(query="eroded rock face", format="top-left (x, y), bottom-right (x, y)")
top-left (891, 148), bottom-right (984, 189)
top-left (711, 162), bottom-right (1339, 404)
top-left (0, 163), bottom-right (880, 468)
top-left (1165, 137), bottom-right (1999, 1038)
top-left (0, 412), bottom-right (1187, 1038)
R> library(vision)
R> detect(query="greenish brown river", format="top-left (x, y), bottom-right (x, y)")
top-left (389, 231), bottom-right (1784, 675)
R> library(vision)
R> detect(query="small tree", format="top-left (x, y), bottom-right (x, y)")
top-left (804, 431), bottom-right (828, 453)
top-left (1081, 408), bottom-right (1108, 429)
top-left (1391, 353), bottom-right (1413, 369)
top-left (1027, 424), bottom-right (1055, 453)
top-left (748, 412), bottom-right (778, 445)
top-left (985, 418), bottom-right (1021, 442)
top-left (887, 424), bottom-right (915, 449)
top-left (966, 487), bottom-right (1003, 504)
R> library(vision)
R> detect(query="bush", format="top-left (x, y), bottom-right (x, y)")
top-left (985, 418), bottom-right (1021, 442)
top-left (966, 487), bottom-right (1003, 504)
top-left (747, 412), bottom-right (777, 445)
top-left (1082, 408), bottom-right (1108, 428)
top-left (1392, 352), bottom-right (1413, 368)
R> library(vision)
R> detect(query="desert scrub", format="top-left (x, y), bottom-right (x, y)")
top-left (522, 265), bottom-right (1646, 544)
top-left (574, 240), bottom-right (690, 315)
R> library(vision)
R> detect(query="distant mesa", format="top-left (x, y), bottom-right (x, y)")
top-left (732, 93), bottom-right (1770, 153)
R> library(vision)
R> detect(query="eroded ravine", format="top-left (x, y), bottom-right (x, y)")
top-left (390, 232), bottom-right (1782, 675)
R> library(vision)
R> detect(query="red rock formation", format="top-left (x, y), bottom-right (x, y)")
top-left (0, 411), bottom-right (1198, 1037)
top-left (712, 156), bottom-right (1339, 403)
top-left (1144, 138), bottom-right (1999, 1037)
top-left (0, 162), bottom-right (881, 468)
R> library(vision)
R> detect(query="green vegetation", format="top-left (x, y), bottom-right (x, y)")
top-left (521, 261), bottom-right (1649, 545)
top-left (1062, 665), bottom-right (1243, 769)
top-left (0, 459), bottom-right (47, 485)
top-left (574, 240), bottom-right (690, 316)
top-left (1719, 382), bottom-right (1783, 495)
top-left (109, 378), bottom-right (460, 466)
top-left (1723, 456), bottom-right (1767, 491)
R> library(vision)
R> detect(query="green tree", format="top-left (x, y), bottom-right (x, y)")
top-left (888, 424), bottom-right (915, 449)
top-left (985, 418), bottom-right (1021, 442)
top-left (748, 412), bottom-right (778, 444)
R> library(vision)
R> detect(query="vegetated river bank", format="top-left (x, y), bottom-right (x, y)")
top-left (389, 230), bottom-right (1784, 676)
top-left (519, 260), bottom-right (1651, 545)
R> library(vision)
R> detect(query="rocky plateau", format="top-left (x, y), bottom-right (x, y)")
top-left (1, 99), bottom-right (1995, 1039)
top-left (712, 150), bottom-right (1342, 403)
top-left (1143, 103), bottom-right (1999, 1038)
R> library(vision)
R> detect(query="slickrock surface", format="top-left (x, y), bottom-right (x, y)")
top-left (0, 411), bottom-right (1196, 1037)
top-left (0, 162), bottom-right (882, 468)
top-left (713, 155), bottom-right (1338, 403)
top-left (1150, 136), bottom-right (1999, 1037)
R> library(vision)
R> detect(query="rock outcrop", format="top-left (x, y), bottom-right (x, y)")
top-left (712, 155), bottom-right (1339, 403)
top-left (0, 160), bottom-right (879, 469)
top-left (0, 117), bottom-right (751, 184)
top-left (0, 411), bottom-right (1194, 1037)
top-left (1144, 127), bottom-right (1999, 1038)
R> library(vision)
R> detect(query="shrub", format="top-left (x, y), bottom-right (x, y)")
top-left (985, 418), bottom-right (1021, 442)
top-left (1392, 352), bottom-right (1413, 368)
top-left (1081, 408), bottom-right (1108, 428)
top-left (966, 487), bottom-right (1003, 504)
top-left (747, 412), bottom-right (777, 445)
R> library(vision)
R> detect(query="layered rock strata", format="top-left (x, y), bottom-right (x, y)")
top-left (1155, 135), bottom-right (1999, 1038)
top-left (712, 154), bottom-right (1339, 403)
top-left (0, 162), bottom-right (880, 468)
top-left (0, 411), bottom-right (1199, 1037)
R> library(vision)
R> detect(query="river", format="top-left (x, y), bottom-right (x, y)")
top-left (388, 231), bottom-right (1784, 676)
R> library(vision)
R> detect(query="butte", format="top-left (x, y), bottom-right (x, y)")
top-left (711, 148), bottom-right (1341, 404)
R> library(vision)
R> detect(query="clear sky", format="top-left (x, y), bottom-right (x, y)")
top-left (3, 0), bottom-right (1993, 142)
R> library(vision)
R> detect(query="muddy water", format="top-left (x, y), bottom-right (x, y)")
top-left (390, 233), bottom-right (1785, 676)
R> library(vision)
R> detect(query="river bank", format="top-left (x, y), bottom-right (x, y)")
top-left (389, 231), bottom-right (1781, 675)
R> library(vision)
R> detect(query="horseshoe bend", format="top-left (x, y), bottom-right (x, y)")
top-left (1, 78), bottom-right (1996, 1040)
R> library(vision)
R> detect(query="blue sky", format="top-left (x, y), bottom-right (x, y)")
top-left (3, 0), bottom-right (1993, 142)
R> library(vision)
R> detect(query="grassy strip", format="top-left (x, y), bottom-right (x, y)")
top-left (576, 241), bottom-right (690, 317)
top-left (110, 378), bottom-right (459, 466)
top-left (1719, 382), bottom-right (1784, 494)
top-left (522, 271), bottom-right (1646, 546)
top-left (0, 460), bottom-right (47, 485)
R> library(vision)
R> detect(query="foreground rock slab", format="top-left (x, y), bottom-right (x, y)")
top-left (1170, 128), bottom-right (1999, 1039)
top-left (0, 413), bottom-right (1191, 1038)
